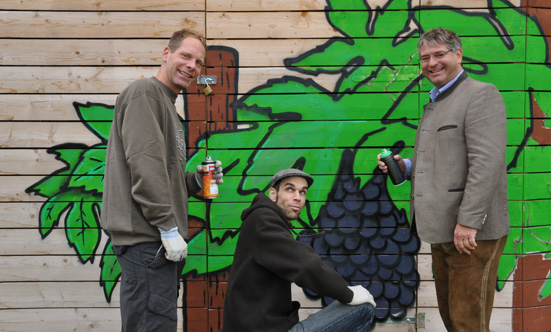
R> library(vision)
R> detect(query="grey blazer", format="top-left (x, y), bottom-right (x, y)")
top-left (409, 72), bottom-right (510, 244)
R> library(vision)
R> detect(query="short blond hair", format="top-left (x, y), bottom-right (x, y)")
top-left (167, 28), bottom-right (207, 54)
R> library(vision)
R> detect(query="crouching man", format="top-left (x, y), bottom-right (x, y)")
top-left (222, 169), bottom-right (375, 332)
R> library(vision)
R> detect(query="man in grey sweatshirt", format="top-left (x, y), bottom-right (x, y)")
top-left (101, 28), bottom-right (222, 332)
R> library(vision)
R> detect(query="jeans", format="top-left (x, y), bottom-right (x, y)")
top-left (288, 301), bottom-right (375, 332)
top-left (113, 242), bottom-right (185, 332)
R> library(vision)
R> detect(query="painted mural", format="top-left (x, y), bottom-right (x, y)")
top-left (24, 0), bottom-right (551, 331)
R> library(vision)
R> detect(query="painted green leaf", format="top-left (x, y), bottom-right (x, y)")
top-left (25, 144), bottom-right (88, 198)
top-left (66, 200), bottom-right (102, 263)
top-left (39, 200), bottom-right (71, 238)
top-left (69, 146), bottom-right (106, 194)
top-left (74, 102), bottom-right (115, 141)
top-left (38, 190), bottom-right (83, 237)
top-left (99, 240), bottom-right (121, 303)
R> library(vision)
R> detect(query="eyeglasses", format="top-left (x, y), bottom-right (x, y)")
top-left (419, 49), bottom-right (452, 63)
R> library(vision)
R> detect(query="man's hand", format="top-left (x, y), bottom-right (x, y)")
top-left (377, 153), bottom-right (406, 174)
top-left (159, 227), bottom-right (188, 261)
top-left (347, 285), bottom-right (376, 307)
top-left (196, 160), bottom-right (224, 184)
top-left (454, 224), bottom-right (478, 255)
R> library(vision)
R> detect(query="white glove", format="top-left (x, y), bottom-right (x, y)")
top-left (347, 285), bottom-right (376, 307)
top-left (196, 160), bottom-right (224, 184)
top-left (159, 227), bottom-right (187, 262)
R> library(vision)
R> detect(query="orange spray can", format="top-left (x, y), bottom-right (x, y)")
top-left (201, 156), bottom-right (218, 199)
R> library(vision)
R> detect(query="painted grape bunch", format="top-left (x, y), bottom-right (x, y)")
top-left (299, 160), bottom-right (420, 321)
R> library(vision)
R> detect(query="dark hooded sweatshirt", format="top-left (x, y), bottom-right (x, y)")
top-left (222, 193), bottom-right (353, 332)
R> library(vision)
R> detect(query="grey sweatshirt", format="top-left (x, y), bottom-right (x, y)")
top-left (101, 77), bottom-right (201, 246)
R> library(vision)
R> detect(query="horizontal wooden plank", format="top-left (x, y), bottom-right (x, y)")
top-left (1, 198), bottom-right (415, 229)
top-left (2, 36), bottom-right (527, 67)
top-left (526, 0), bottom-right (551, 8)
top-left (0, 227), bottom-right (420, 256)
top-left (206, 0), bottom-right (411, 11)
top-left (0, 63), bottom-right (531, 95)
top-left (0, 122), bottom-right (104, 147)
top-left (0, 280), bottom-right (213, 308)
top-left (0, 308), bottom-right (126, 332)
top-left (419, 0), bottom-right (521, 8)
top-left (0, 93), bottom-right (420, 123)
top-left (0, 147), bottom-right (411, 175)
top-left (417, 279), bottom-right (514, 308)
top-left (0, 176), bottom-right (49, 202)
top-left (0, 39), bottom-right (167, 66)
top-left (0, 95), bottom-right (119, 121)
top-left (208, 0), bottom-right (325, 11)
top-left (0, 91), bottom-right (531, 124)
top-left (0, 66), bottom-right (157, 94)
top-left (1, 38), bottom-right (325, 67)
top-left (0, 120), bottom-right (418, 148)
top-left (0, 277), bottom-right (426, 310)
top-left (0, 0), bottom-right (204, 11)
top-left (0, 149), bottom-right (69, 175)
top-left (0, 307), bottom-right (514, 332)
top-left (0, 256), bottom-right (105, 282)
top-left (420, 307), bottom-right (513, 331)
top-left (417, 253), bottom-right (517, 281)
top-left (206, 8), bottom-right (527, 39)
top-left (205, 11), bottom-right (347, 39)
top-left (0, 11), bottom-right (205, 38)
top-left (0, 229), bottom-right (88, 255)
top-left (419, 8), bottom-right (527, 36)
top-left (0, 202), bottom-right (208, 228)
top-left (3, 174), bottom-right (412, 203)
top-left (0, 203), bottom-right (42, 228)
top-left (205, 120), bottom-right (410, 149)
top-left (528, 8), bottom-right (551, 35)
top-left (0, 307), bottom-right (436, 332)
top-left (0, 94), bottom-right (190, 121)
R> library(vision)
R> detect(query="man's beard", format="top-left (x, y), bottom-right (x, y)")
top-left (275, 194), bottom-right (302, 221)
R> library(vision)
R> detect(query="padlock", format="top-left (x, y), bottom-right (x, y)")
top-left (204, 84), bottom-right (213, 96)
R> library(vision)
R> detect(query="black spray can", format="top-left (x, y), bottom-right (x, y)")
top-left (380, 149), bottom-right (406, 186)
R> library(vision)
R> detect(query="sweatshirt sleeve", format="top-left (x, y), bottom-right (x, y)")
top-left (117, 90), bottom-right (176, 229)
top-left (252, 209), bottom-right (354, 304)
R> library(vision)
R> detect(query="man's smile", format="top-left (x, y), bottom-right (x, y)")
top-left (430, 68), bottom-right (444, 74)
top-left (178, 70), bottom-right (192, 78)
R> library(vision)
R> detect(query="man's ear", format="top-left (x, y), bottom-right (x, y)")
top-left (161, 46), bottom-right (170, 63)
top-left (455, 48), bottom-right (463, 65)
top-left (269, 187), bottom-right (277, 203)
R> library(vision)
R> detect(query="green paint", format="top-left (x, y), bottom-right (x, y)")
top-left (524, 200), bottom-right (551, 227)
top-left (523, 226), bottom-right (551, 253)
top-left (524, 173), bottom-right (551, 199)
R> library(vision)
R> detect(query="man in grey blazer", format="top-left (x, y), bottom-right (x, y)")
top-left (377, 28), bottom-right (509, 331)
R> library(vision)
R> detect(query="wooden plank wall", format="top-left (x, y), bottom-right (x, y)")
top-left (1, 0), bottom-right (551, 331)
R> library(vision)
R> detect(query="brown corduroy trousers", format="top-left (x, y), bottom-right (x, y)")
top-left (431, 235), bottom-right (507, 332)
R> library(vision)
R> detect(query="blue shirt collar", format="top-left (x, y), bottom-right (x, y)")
top-left (429, 69), bottom-right (464, 102)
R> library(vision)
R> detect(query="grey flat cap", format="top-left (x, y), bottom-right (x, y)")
top-left (269, 168), bottom-right (314, 188)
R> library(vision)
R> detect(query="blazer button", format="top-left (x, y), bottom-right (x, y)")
top-left (410, 195), bottom-right (414, 200)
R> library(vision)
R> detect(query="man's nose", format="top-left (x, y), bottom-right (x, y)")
top-left (427, 56), bottom-right (439, 66)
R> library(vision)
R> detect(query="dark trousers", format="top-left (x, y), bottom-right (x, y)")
top-left (113, 242), bottom-right (185, 332)
top-left (431, 235), bottom-right (507, 332)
